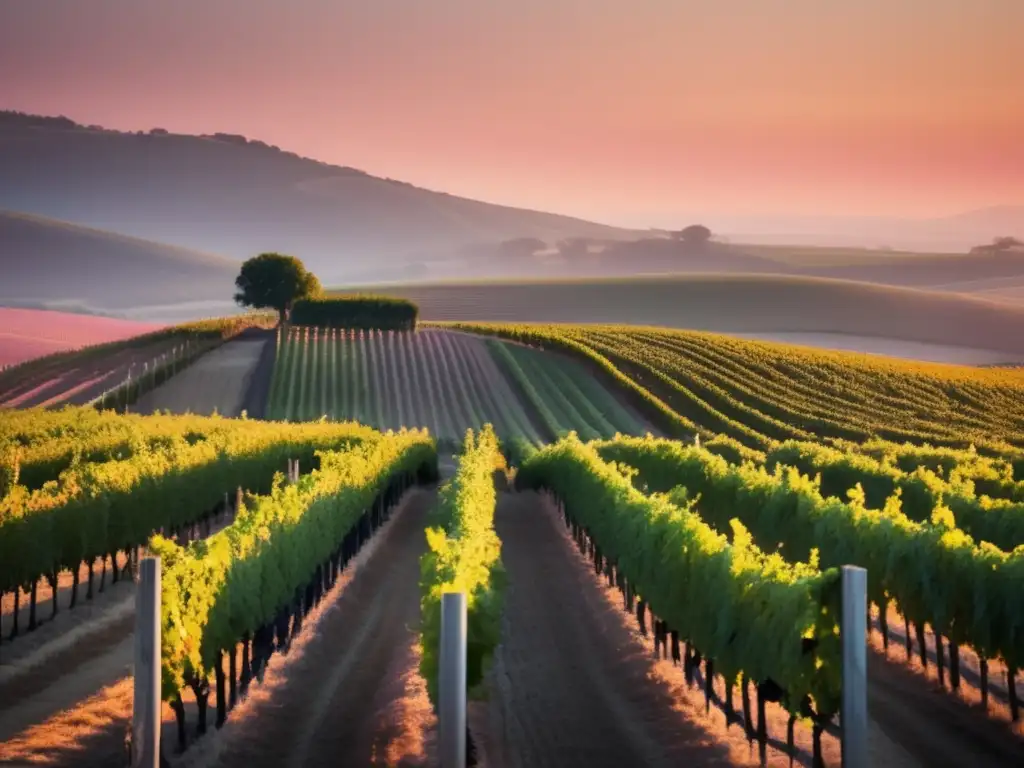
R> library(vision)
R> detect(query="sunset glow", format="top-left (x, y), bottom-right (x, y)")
top-left (2, 0), bottom-right (1021, 226)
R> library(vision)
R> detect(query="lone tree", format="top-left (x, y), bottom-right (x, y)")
top-left (671, 224), bottom-right (713, 245)
top-left (234, 252), bottom-right (321, 324)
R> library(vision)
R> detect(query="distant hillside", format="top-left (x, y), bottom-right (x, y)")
top-left (695, 207), bottom-right (1024, 252)
top-left (350, 274), bottom-right (1024, 357)
top-left (0, 210), bottom-right (239, 312)
top-left (0, 111), bottom-right (639, 283)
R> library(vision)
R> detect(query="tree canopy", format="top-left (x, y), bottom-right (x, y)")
top-left (671, 224), bottom-right (713, 244)
top-left (234, 253), bottom-right (321, 323)
top-left (970, 236), bottom-right (1024, 255)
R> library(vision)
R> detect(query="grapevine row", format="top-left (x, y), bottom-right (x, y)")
top-left (1, 408), bottom-right (293, 491)
top-left (267, 327), bottom-right (552, 444)
top-left (0, 415), bottom-right (381, 625)
top-left (419, 425), bottom-right (506, 712)
top-left (851, 439), bottom-right (1024, 501)
top-left (445, 323), bottom-right (1024, 456)
top-left (764, 441), bottom-right (1024, 551)
top-left (592, 436), bottom-right (1024, 695)
top-left (516, 435), bottom-right (845, 721)
top-left (153, 431), bottom-right (438, 746)
top-left (485, 339), bottom-right (642, 440)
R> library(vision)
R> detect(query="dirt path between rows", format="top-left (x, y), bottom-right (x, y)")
top-left (866, 649), bottom-right (1024, 766)
top-left (0, 488), bottom-right (435, 768)
top-left (487, 491), bottom-right (1023, 768)
top-left (181, 488), bottom-right (437, 768)
top-left (485, 491), bottom-right (743, 767)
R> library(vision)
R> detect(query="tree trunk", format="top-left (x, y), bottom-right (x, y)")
top-left (812, 721), bottom-right (824, 768)
top-left (980, 658), bottom-right (989, 709)
top-left (190, 679), bottom-right (210, 736)
top-left (787, 714), bottom-right (797, 762)
top-left (724, 683), bottom-right (736, 727)
top-left (949, 639), bottom-right (960, 690)
top-left (229, 646), bottom-right (238, 708)
top-left (704, 659), bottom-right (714, 713)
top-left (70, 565), bottom-right (80, 609)
top-left (171, 694), bottom-right (187, 751)
top-left (741, 674), bottom-right (754, 739)
top-left (10, 588), bottom-right (20, 639)
top-left (757, 686), bottom-right (768, 764)
top-left (87, 560), bottom-right (95, 600)
top-left (915, 622), bottom-right (928, 670)
top-left (28, 580), bottom-right (38, 631)
top-left (215, 652), bottom-right (227, 728)
top-left (879, 601), bottom-right (889, 654)
top-left (48, 570), bottom-right (60, 619)
top-left (240, 634), bottom-right (252, 695)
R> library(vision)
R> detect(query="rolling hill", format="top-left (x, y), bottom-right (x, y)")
top-left (0, 111), bottom-right (640, 284)
top-left (346, 273), bottom-right (1024, 359)
top-left (0, 210), bottom-right (239, 314)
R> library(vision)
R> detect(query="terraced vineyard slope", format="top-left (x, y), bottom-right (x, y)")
top-left (451, 323), bottom-right (1024, 454)
top-left (267, 327), bottom-right (652, 445)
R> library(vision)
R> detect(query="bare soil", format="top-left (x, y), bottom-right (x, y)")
top-left (1, 552), bottom-right (134, 664)
top-left (487, 491), bottom-right (759, 767)
top-left (239, 329), bottom-right (277, 418)
top-left (0, 490), bottom-right (431, 767)
top-left (133, 336), bottom-right (270, 417)
top-left (486, 491), bottom-right (1023, 768)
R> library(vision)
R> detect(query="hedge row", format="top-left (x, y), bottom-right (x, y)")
top-left (292, 296), bottom-right (418, 330)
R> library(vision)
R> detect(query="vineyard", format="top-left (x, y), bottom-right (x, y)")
top-left (0, 314), bottom-right (273, 411)
top-left (266, 326), bottom-right (650, 445)
top-left (2, 318), bottom-right (1024, 767)
top-left (451, 323), bottom-right (1024, 454)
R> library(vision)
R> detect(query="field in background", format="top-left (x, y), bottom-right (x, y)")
top-left (0, 314), bottom-right (275, 409)
top-left (339, 274), bottom-right (1024, 362)
top-left (267, 327), bottom-right (545, 443)
top-left (0, 307), bottom-right (166, 367)
top-left (449, 323), bottom-right (1024, 453)
top-left (266, 327), bottom-right (654, 445)
top-left (736, 242), bottom-right (958, 267)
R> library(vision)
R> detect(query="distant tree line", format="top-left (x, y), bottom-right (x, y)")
top-left (971, 236), bottom-right (1024, 255)
top-left (291, 296), bottom-right (418, 330)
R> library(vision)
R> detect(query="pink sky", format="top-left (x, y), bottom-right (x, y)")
top-left (1, 1), bottom-right (1022, 228)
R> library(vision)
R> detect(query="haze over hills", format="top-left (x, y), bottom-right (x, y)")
top-left (2, 110), bottom-right (1022, 284)
top-left (689, 208), bottom-right (1024, 253)
top-left (0, 209), bottom-right (238, 316)
top-left (0, 111), bottom-right (640, 284)
top-left (3, 109), bottom-right (1024, 334)
top-left (355, 274), bottom-right (1024, 361)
